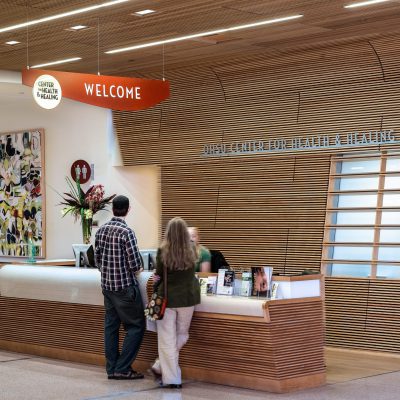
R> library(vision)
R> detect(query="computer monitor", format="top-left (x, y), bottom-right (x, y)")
top-left (210, 250), bottom-right (230, 273)
top-left (72, 244), bottom-right (95, 268)
top-left (139, 249), bottom-right (157, 270)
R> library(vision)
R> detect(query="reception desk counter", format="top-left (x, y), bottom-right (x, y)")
top-left (0, 264), bottom-right (325, 393)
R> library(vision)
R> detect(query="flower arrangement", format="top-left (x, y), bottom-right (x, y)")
top-left (60, 177), bottom-right (115, 244)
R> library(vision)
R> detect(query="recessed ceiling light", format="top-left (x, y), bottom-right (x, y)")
top-left (133, 9), bottom-right (156, 16)
top-left (30, 57), bottom-right (82, 69)
top-left (0, 0), bottom-right (129, 34)
top-left (106, 14), bottom-right (303, 54)
top-left (344, 0), bottom-right (391, 8)
top-left (5, 40), bottom-right (21, 45)
top-left (68, 25), bottom-right (89, 31)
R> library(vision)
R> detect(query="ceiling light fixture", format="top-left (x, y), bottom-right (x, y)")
top-left (106, 14), bottom-right (303, 54)
top-left (30, 57), bottom-right (82, 69)
top-left (0, 0), bottom-right (130, 34)
top-left (134, 9), bottom-right (156, 16)
top-left (5, 40), bottom-right (21, 45)
top-left (344, 0), bottom-right (391, 8)
top-left (68, 25), bottom-right (89, 31)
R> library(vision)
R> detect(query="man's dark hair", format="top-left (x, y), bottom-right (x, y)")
top-left (112, 195), bottom-right (130, 217)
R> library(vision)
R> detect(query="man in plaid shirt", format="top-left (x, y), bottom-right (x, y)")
top-left (95, 195), bottom-right (145, 380)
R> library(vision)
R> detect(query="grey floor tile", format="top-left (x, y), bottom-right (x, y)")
top-left (0, 350), bottom-right (33, 362)
top-left (1, 352), bottom-right (400, 400)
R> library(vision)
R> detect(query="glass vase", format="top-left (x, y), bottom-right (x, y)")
top-left (81, 217), bottom-right (93, 244)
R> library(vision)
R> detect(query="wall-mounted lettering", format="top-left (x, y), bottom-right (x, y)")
top-left (202, 130), bottom-right (397, 157)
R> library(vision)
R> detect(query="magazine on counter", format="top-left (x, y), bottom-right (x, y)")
top-left (224, 271), bottom-right (235, 287)
top-left (216, 269), bottom-right (234, 295)
top-left (251, 266), bottom-right (273, 297)
top-left (206, 276), bottom-right (217, 294)
top-left (199, 277), bottom-right (208, 295)
top-left (240, 272), bottom-right (252, 297)
top-left (270, 282), bottom-right (279, 300)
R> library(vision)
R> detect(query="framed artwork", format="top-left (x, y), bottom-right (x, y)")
top-left (0, 129), bottom-right (45, 258)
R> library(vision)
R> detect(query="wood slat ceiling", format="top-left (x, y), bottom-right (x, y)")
top-left (1, 0), bottom-right (400, 75)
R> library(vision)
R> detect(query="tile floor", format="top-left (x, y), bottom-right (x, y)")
top-left (1, 349), bottom-right (400, 400)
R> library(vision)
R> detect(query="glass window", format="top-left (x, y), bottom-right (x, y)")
top-left (334, 211), bottom-right (376, 225)
top-left (379, 229), bottom-right (400, 243)
top-left (336, 177), bottom-right (379, 191)
top-left (386, 158), bottom-right (400, 172)
top-left (324, 153), bottom-right (400, 279)
top-left (377, 265), bottom-right (400, 279)
top-left (378, 247), bottom-right (400, 261)
top-left (330, 229), bottom-right (374, 242)
top-left (382, 194), bottom-right (400, 207)
top-left (331, 246), bottom-right (373, 261)
top-left (330, 264), bottom-right (371, 278)
top-left (335, 194), bottom-right (377, 208)
top-left (384, 176), bottom-right (400, 189)
top-left (381, 212), bottom-right (400, 225)
top-left (339, 159), bottom-right (380, 174)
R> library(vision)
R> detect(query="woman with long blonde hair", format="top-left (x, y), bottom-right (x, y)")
top-left (151, 217), bottom-right (200, 389)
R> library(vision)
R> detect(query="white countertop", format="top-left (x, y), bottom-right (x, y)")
top-left (0, 265), bottom-right (267, 317)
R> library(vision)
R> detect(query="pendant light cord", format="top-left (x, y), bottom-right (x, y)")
top-left (26, 1), bottom-right (29, 69)
top-left (97, 17), bottom-right (100, 75)
top-left (162, 44), bottom-right (165, 81)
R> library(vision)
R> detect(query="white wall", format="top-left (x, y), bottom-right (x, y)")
top-left (0, 83), bottom-right (160, 260)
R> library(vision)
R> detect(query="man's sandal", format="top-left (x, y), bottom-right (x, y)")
top-left (114, 369), bottom-right (144, 380)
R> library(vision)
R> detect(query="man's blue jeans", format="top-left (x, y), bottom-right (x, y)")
top-left (103, 284), bottom-right (145, 375)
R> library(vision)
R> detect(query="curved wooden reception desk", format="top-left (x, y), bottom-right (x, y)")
top-left (0, 264), bottom-right (325, 393)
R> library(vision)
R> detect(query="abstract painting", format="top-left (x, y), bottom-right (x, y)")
top-left (0, 129), bottom-right (45, 257)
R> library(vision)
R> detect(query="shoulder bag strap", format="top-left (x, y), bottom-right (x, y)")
top-left (163, 262), bottom-right (168, 299)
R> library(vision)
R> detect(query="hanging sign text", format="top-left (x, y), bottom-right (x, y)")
top-left (32, 74), bottom-right (62, 109)
top-left (202, 129), bottom-right (398, 157)
top-left (22, 68), bottom-right (169, 111)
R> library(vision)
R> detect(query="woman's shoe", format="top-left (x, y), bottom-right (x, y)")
top-left (150, 366), bottom-right (162, 381)
top-left (160, 383), bottom-right (182, 389)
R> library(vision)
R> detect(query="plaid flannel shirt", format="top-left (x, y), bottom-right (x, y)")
top-left (95, 217), bottom-right (142, 291)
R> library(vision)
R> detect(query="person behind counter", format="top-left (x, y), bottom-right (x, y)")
top-left (188, 226), bottom-right (211, 273)
top-left (151, 217), bottom-right (201, 389)
top-left (95, 195), bottom-right (145, 380)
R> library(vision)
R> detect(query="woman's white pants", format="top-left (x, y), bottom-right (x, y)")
top-left (154, 306), bottom-right (195, 384)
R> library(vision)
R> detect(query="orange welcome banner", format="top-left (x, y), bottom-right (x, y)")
top-left (22, 68), bottom-right (170, 111)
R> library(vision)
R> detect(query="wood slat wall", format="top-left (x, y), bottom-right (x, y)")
top-left (113, 33), bottom-right (400, 353)
top-left (326, 278), bottom-right (400, 353)
top-left (161, 155), bottom-right (330, 274)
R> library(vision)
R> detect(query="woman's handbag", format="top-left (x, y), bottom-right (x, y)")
top-left (144, 262), bottom-right (168, 321)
